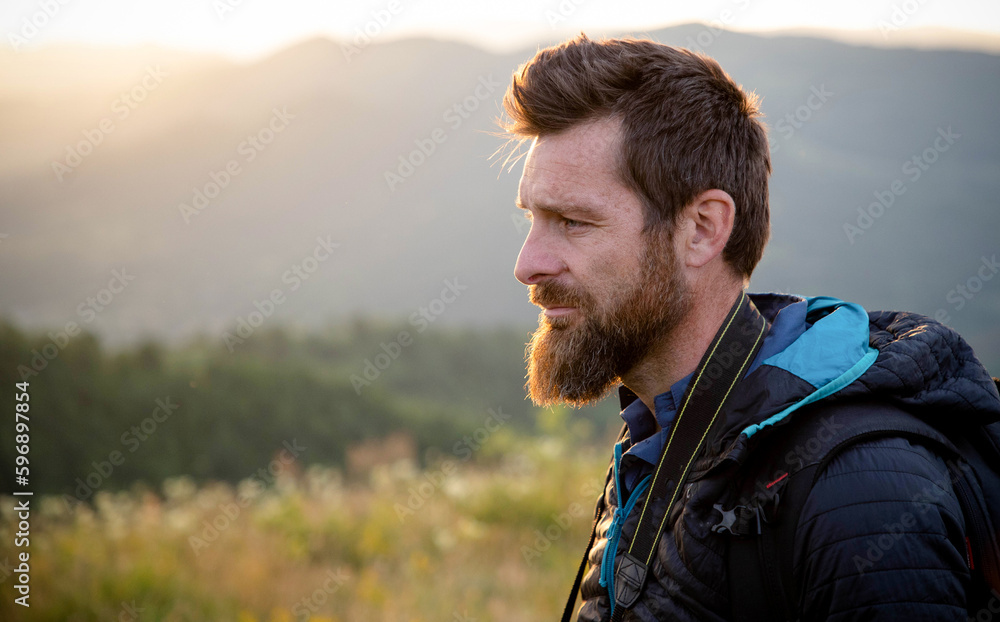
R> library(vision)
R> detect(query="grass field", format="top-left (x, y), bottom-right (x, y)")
top-left (0, 436), bottom-right (609, 621)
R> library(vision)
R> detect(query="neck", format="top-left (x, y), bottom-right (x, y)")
top-left (621, 284), bottom-right (744, 417)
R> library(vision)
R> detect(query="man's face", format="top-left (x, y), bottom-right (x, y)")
top-left (514, 118), bottom-right (692, 407)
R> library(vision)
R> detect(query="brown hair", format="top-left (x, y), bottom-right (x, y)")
top-left (501, 34), bottom-right (771, 279)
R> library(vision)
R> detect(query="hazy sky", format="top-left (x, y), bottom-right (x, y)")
top-left (2, 0), bottom-right (999, 60)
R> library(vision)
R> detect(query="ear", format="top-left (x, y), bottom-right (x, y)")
top-left (676, 189), bottom-right (735, 269)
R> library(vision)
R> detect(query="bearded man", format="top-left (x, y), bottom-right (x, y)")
top-left (503, 35), bottom-right (1000, 621)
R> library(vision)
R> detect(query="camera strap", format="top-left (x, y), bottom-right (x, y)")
top-left (562, 290), bottom-right (768, 621)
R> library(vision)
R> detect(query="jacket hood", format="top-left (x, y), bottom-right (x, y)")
top-left (708, 293), bottom-right (1000, 465)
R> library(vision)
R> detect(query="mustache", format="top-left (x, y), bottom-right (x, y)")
top-left (528, 281), bottom-right (589, 309)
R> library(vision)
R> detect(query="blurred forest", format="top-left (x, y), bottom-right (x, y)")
top-left (0, 317), bottom-right (620, 497)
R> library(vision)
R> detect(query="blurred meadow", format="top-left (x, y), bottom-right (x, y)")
top-left (1, 1), bottom-right (1000, 620)
top-left (0, 319), bottom-right (620, 621)
top-left (0, 427), bottom-right (606, 621)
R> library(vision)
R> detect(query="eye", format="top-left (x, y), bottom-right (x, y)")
top-left (563, 217), bottom-right (586, 229)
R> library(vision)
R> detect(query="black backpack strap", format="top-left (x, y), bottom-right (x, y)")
top-left (725, 397), bottom-right (995, 622)
top-left (727, 460), bottom-right (814, 622)
top-left (561, 508), bottom-right (604, 622)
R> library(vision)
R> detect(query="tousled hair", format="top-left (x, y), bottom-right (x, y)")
top-left (501, 34), bottom-right (771, 279)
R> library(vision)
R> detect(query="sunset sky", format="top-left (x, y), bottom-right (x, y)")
top-left (2, 0), bottom-right (999, 59)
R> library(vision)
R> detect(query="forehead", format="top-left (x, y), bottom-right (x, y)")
top-left (517, 117), bottom-right (637, 215)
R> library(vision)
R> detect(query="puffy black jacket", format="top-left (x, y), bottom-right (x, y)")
top-left (576, 293), bottom-right (1000, 621)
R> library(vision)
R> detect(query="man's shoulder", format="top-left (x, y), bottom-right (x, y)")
top-left (794, 433), bottom-right (970, 620)
top-left (807, 432), bottom-right (959, 508)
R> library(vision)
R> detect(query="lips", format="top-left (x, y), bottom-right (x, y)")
top-left (529, 283), bottom-right (587, 318)
top-left (542, 306), bottom-right (576, 317)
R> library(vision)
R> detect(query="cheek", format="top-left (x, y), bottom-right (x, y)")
top-left (577, 253), bottom-right (645, 309)
top-left (595, 247), bottom-right (646, 283)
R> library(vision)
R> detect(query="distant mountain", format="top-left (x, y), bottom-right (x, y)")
top-left (1, 25), bottom-right (998, 370)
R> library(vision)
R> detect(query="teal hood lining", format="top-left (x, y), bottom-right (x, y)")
top-left (741, 296), bottom-right (879, 439)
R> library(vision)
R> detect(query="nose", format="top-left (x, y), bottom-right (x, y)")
top-left (514, 224), bottom-right (563, 285)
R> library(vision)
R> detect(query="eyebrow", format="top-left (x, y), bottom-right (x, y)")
top-left (515, 199), bottom-right (603, 221)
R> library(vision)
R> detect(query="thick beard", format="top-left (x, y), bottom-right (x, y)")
top-left (525, 230), bottom-right (692, 407)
